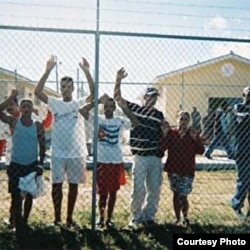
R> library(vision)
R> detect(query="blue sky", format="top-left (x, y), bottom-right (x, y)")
top-left (1, 0), bottom-right (250, 37)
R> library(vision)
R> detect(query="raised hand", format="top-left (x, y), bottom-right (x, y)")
top-left (10, 88), bottom-right (19, 99)
top-left (116, 68), bottom-right (128, 81)
top-left (79, 57), bottom-right (90, 73)
top-left (46, 55), bottom-right (57, 72)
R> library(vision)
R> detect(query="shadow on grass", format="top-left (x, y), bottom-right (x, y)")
top-left (1, 222), bottom-right (250, 250)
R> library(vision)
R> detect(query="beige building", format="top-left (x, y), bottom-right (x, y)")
top-left (0, 67), bottom-right (60, 119)
top-left (154, 52), bottom-right (250, 126)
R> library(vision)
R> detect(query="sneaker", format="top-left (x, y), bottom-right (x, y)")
top-left (105, 220), bottom-right (115, 229)
top-left (233, 209), bottom-right (245, 221)
top-left (173, 219), bottom-right (182, 226)
top-left (128, 219), bottom-right (139, 230)
top-left (3, 217), bottom-right (15, 229)
top-left (96, 217), bottom-right (105, 228)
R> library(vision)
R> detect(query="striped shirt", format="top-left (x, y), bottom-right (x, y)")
top-left (127, 101), bottom-right (164, 156)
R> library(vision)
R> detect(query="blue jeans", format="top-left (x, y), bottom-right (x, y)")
top-left (231, 160), bottom-right (250, 210)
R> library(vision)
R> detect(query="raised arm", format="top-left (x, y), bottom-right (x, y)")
top-left (116, 97), bottom-right (140, 127)
top-left (0, 89), bottom-right (18, 126)
top-left (79, 93), bottom-right (110, 120)
top-left (0, 89), bottom-right (18, 112)
top-left (79, 57), bottom-right (95, 103)
top-left (36, 122), bottom-right (46, 165)
top-left (34, 55), bottom-right (57, 104)
top-left (114, 67), bottom-right (127, 102)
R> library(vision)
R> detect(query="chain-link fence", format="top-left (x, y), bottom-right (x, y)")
top-left (0, 25), bottom-right (250, 232)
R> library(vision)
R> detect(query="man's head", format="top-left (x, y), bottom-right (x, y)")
top-left (143, 87), bottom-right (159, 109)
top-left (60, 76), bottom-right (74, 101)
top-left (104, 98), bottom-right (116, 119)
top-left (19, 98), bottom-right (33, 116)
top-left (243, 86), bottom-right (250, 105)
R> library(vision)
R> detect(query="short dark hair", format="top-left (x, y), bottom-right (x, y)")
top-left (104, 98), bottom-right (116, 106)
top-left (61, 76), bottom-right (73, 85)
top-left (144, 87), bottom-right (159, 97)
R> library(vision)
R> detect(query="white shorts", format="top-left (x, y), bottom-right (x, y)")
top-left (51, 157), bottom-right (86, 184)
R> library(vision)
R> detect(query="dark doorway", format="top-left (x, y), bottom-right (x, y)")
top-left (208, 97), bottom-right (242, 111)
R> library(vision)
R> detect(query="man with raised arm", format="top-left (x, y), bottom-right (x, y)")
top-left (34, 55), bottom-right (94, 229)
top-left (114, 68), bottom-right (165, 229)
top-left (0, 89), bottom-right (45, 240)
top-left (80, 68), bottom-right (140, 229)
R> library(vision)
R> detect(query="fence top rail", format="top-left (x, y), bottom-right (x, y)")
top-left (1, 25), bottom-right (250, 43)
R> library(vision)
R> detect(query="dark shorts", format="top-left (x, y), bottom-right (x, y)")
top-left (97, 163), bottom-right (124, 195)
top-left (7, 161), bottom-right (38, 194)
top-left (168, 173), bottom-right (194, 196)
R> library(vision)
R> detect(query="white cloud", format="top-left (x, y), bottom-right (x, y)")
top-left (204, 15), bottom-right (228, 30)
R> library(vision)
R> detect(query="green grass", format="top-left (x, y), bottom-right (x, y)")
top-left (1, 210), bottom-right (250, 250)
top-left (1, 169), bottom-right (250, 249)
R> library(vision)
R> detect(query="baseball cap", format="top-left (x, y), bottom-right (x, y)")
top-left (243, 86), bottom-right (250, 95)
top-left (145, 87), bottom-right (160, 96)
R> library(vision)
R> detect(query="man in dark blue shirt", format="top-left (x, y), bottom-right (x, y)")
top-left (114, 69), bottom-right (165, 229)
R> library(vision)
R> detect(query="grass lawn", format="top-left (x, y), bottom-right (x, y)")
top-left (0, 168), bottom-right (250, 249)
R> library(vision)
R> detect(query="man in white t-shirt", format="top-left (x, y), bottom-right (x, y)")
top-left (34, 55), bottom-right (95, 229)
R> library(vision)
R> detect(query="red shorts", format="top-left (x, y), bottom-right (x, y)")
top-left (97, 163), bottom-right (124, 195)
top-left (0, 139), bottom-right (6, 157)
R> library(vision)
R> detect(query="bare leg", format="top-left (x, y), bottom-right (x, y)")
top-left (173, 192), bottom-right (181, 221)
top-left (107, 191), bottom-right (117, 221)
top-left (23, 194), bottom-right (33, 224)
top-left (181, 195), bottom-right (189, 219)
top-left (99, 194), bottom-right (108, 221)
top-left (66, 183), bottom-right (78, 224)
top-left (52, 183), bottom-right (63, 223)
top-left (9, 196), bottom-right (15, 226)
top-left (13, 193), bottom-right (24, 241)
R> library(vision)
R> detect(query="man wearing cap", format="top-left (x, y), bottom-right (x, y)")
top-left (231, 86), bottom-right (250, 220)
top-left (114, 68), bottom-right (165, 228)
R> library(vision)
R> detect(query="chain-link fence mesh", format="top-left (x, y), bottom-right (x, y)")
top-left (0, 26), bottom-right (250, 231)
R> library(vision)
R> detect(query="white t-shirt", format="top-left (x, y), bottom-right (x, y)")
top-left (48, 96), bottom-right (87, 158)
top-left (97, 116), bottom-right (131, 163)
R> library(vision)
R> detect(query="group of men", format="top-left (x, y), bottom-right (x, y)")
top-left (0, 55), bottom-right (250, 242)
top-left (0, 56), bottom-right (167, 240)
